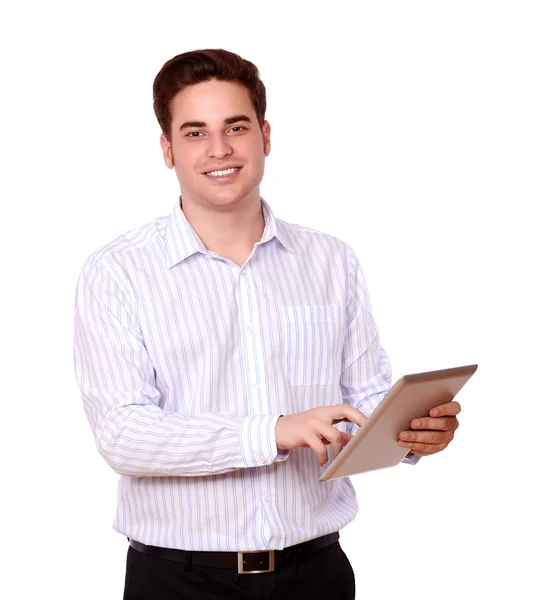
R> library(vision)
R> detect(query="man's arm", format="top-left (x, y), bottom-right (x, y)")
top-left (339, 245), bottom-right (421, 465)
top-left (73, 255), bottom-right (289, 478)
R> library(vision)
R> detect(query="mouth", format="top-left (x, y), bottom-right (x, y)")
top-left (203, 166), bottom-right (242, 179)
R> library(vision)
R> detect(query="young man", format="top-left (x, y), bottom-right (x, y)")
top-left (73, 49), bottom-right (461, 600)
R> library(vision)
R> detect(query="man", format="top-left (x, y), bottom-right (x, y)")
top-left (73, 49), bottom-right (461, 600)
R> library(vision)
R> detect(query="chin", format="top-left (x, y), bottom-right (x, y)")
top-left (205, 193), bottom-right (245, 207)
top-left (202, 186), bottom-right (257, 208)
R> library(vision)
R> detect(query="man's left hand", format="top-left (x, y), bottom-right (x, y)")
top-left (397, 401), bottom-right (461, 456)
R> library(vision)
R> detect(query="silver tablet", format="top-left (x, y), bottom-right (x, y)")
top-left (319, 364), bottom-right (478, 481)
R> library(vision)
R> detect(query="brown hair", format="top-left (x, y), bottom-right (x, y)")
top-left (153, 49), bottom-right (267, 141)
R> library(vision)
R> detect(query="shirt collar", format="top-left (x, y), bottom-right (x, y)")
top-left (166, 196), bottom-right (295, 268)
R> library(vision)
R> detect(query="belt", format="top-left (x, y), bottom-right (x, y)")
top-left (128, 531), bottom-right (339, 575)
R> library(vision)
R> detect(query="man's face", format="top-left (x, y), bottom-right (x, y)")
top-left (160, 79), bottom-right (271, 211)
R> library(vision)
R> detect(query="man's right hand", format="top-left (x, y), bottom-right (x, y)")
top-left (275, 405), bottom-right (367, 466)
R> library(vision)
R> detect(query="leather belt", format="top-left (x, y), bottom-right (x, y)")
top-left (128, 531), bottom-right (339, 574)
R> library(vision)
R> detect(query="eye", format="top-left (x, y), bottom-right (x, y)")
top-left (186, 131), bottom-right (204, 138)
top-left (229, 126), bottom-right (246, 134)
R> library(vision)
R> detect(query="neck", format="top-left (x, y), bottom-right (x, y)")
top-left (180, 195), bottom-right (265, 263)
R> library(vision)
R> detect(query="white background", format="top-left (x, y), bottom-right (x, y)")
top-left (1, 1), bottom-right (553, 598)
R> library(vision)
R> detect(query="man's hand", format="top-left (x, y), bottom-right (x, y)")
top-left (397, 400), bottom-right (461, 456)
top-left (275, 405), bottom-right (366, 466)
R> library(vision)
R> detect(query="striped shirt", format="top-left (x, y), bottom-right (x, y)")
top-left (73, 197), bottom-right (416, 552)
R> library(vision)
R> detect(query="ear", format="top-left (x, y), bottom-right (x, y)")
top-left (160, 133), bottom-right (174, 169)
top-left (262, 121), bottom-right (271, 157)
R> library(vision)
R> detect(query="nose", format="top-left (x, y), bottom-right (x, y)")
top-left (207, 134), bottom-right (232, 159)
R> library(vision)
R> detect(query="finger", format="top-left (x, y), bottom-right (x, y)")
top-left (305, 433), bottom-right (330, 466)
top-left (321, 432), bottom-right (354, 447)
top-left (328, 404), bottom-right (367, 428)
top-left (399, 430), bottom-right (454, 445)
top-left (318, 423), bottom-right (347, 461)
top-left (397, 440), bottom-right (448, 454)
top-left (341, 432), bottom-right (354, 445)
top-left (429, 401), bottom-right (461, 418)
top-left (410, 416), bottom-right (459, 431)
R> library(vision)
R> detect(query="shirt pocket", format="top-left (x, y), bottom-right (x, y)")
top-left (283, 305), bottom-right (342, 386)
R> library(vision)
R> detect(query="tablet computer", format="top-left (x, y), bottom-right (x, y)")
top-left (319, 364), bottom-right (478, 481)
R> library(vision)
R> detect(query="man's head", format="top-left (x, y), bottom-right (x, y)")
top-left (153, 49), bottom-right (271, 211)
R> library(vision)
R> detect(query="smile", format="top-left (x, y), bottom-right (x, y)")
top-left (205, 167), bottom-right (240, 177)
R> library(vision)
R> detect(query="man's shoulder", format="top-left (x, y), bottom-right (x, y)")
top-left (276, 217), bottom-right (354, 256)
top-left (81, 212), bottom-right (171, 270)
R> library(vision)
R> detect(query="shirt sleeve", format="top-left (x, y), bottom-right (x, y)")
top-left (73, 255), bottom-right (288, 478)
top-left (339, 245), bottom-right (419, 466)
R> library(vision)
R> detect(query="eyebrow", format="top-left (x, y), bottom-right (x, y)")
top-left (179, 114), bottom-right (253, 131)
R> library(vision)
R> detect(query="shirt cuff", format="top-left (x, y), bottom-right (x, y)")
top-left (275, 449), bottom-right (290, 462)
top-left (401, 451), bottom-right (422, 465)
top-left (239, 414), bottom-right (290, 467)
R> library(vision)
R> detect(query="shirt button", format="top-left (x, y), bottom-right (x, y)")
top-left (264, 496), bottom-right (272, 503)
top-left (257, 454), bottom-right (266, 464)
top-left (246, 325), bottom-right (254, 333)
top-left (253, 384), bottom-right (261, 391)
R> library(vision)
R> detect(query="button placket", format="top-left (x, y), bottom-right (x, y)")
top-left (237, 271), bottom-right (267, 413)
top-left (237, 268), bottom-right (283, 541)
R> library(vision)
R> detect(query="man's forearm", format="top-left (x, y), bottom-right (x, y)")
top-left (85, 398), bottom-right (288, 477)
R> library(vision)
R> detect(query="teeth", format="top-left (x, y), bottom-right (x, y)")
top-left (206, 167), bottom-right (238, 177)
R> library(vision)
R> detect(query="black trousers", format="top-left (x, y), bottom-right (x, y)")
top-left (123, 540), bottom-right (356, 600)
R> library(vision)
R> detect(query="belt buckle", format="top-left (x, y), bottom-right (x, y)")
top-left (238, 550), bottom-right (275, 574)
